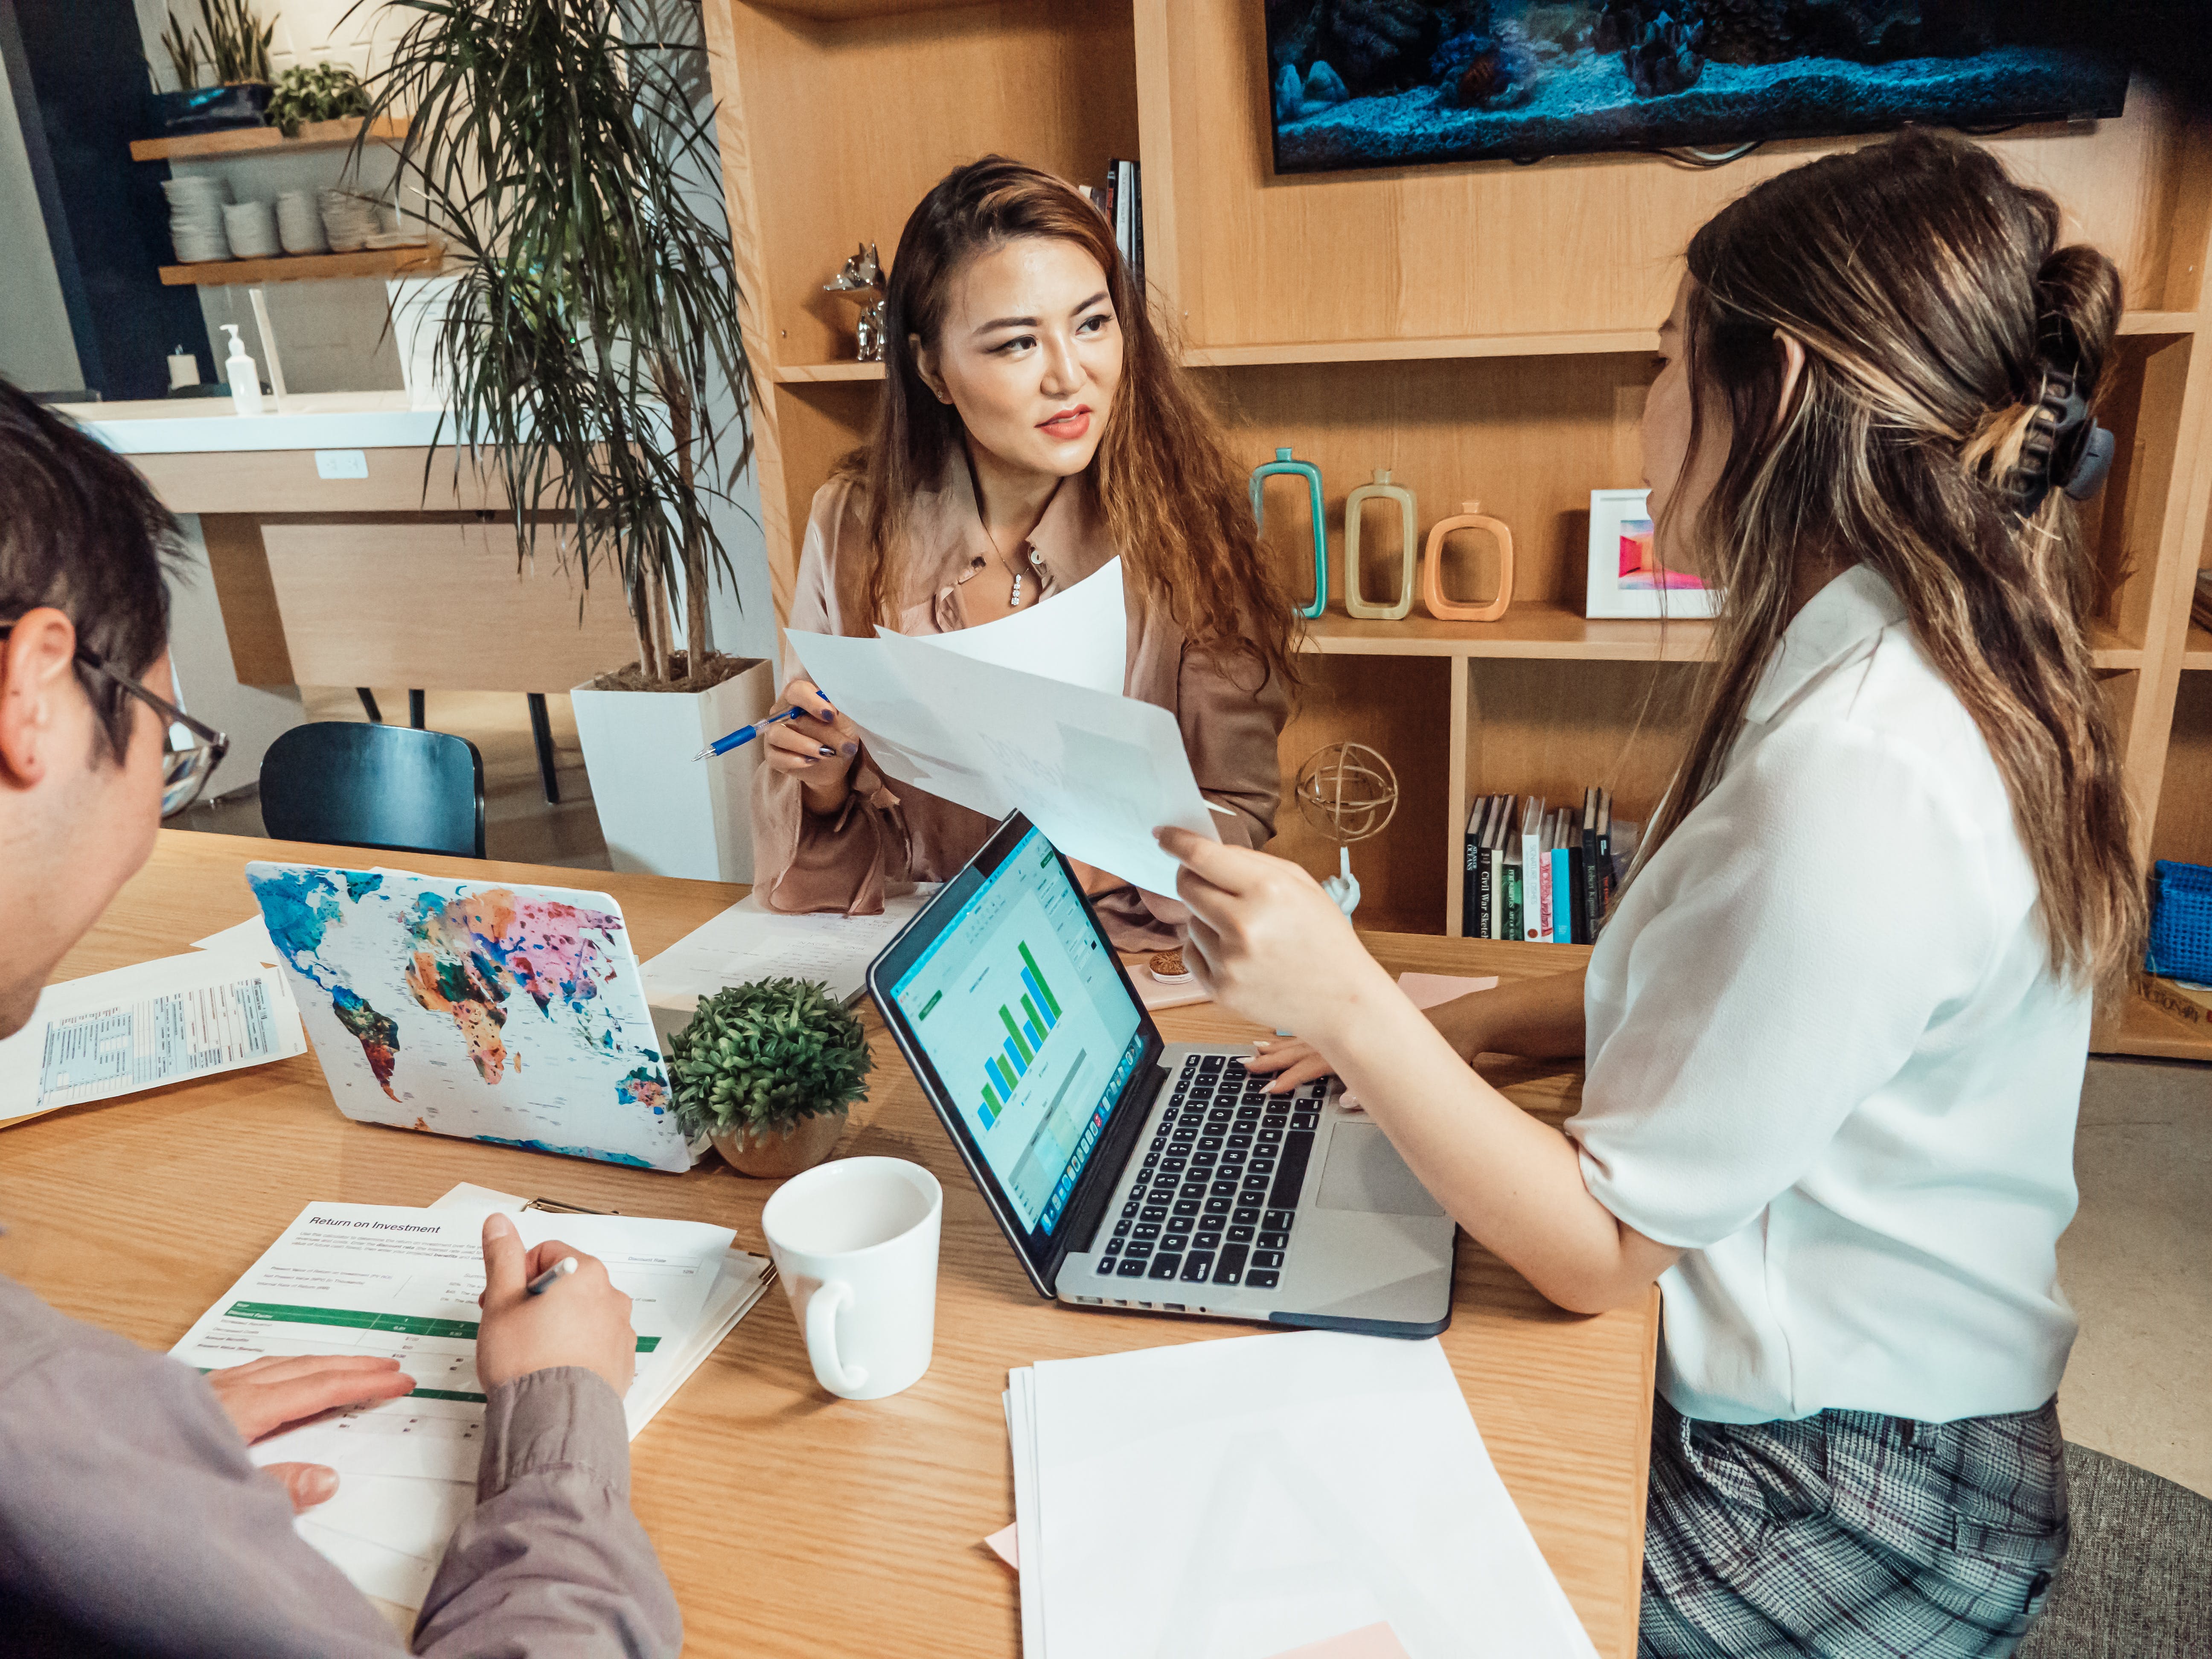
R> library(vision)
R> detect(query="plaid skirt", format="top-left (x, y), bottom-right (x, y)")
top-left (1641, 1394), bottom-right (2068, 1659)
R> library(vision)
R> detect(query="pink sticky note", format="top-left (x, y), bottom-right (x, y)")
top-left (983, 1523), bottom-right (1019, 1570)
top-left (1266, 1622), bottom-right (1413, 1659)
top-left (1396, 971), bottom-right (1499, 1010)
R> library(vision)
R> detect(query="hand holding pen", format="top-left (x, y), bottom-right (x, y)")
top-left (475, 1213), bottom-right (637, 1397)
top-left (749, 677), bottom-right (863, 817)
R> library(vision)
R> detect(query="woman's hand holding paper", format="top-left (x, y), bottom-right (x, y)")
top-left (1154, 827), bottom-right (1397, 1048)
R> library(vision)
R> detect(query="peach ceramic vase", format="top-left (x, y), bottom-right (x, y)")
top-left (1420, 499), bottom-right (1515, 623)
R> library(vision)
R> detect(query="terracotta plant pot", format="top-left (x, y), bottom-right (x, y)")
top-left (710, 1109), bottom-right (848, 1179)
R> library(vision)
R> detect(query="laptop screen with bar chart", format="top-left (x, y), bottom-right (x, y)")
top-left (880, 821), bottom-right (1149, 1256)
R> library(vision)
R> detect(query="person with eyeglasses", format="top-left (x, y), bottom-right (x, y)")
top-left (0, 378), bottom-right (682, 1656)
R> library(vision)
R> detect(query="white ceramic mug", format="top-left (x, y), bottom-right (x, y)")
top-left (760, 1156), bottom-right (941, 1401)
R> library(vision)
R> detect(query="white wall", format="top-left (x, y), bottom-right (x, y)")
top-left (0, 54), bottom-right (83, 391)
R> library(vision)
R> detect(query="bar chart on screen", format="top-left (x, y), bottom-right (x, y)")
top-left (980, 942), bottom-right (1065, 1127)
top-left (891, 827), bottom-right (1144, 1234)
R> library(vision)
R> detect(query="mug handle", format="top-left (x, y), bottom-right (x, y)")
top-left (804, 1279), bottom-right (869, 1396)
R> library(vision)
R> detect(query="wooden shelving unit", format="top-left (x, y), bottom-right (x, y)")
top-left (130, 115), bottom-right (408, 163)
top-left (158, 241), bottom-right (441, 287)
top-left (702, 0), bottom-right (2212, 1058)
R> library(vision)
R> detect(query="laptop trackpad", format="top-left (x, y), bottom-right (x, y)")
top-left (1315, 1122), bottom-right (1446, 1216)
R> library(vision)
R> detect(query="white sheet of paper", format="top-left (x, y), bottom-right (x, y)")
top-left (202, 1193), bottom-right (767, 1612)
top-left (789, 624), bottom-right (1217, 896)
top-left (638, 891), bottom-right (931, 1010)
top-left (1021, 1331), bottom-right (1598, 1659)
top-left (896, 556), bottom-right (1127, 695)
top-left (190, 913), bottom-right (280, 965)
top-left (0, 951), bottom-right (304, 1129)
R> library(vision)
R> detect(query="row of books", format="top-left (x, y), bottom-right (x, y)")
top-left (1462, 788), bottom-right (1640, 943)
top-left (1084, 159), bottom-right (1143, 288)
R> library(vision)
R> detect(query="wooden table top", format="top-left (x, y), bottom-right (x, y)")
top-left (0, 831), bottom-right (1654, 1657)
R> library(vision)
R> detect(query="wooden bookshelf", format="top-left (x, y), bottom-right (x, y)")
top-left (702, 0), bottom-right (2212, 1054)
top-left (157, 242), bottom-right (441, 287)
top-left (130, 115), bottom-right (409, 163)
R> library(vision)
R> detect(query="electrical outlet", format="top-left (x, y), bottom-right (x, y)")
top-left (314, 449), bottom-right (370, 480)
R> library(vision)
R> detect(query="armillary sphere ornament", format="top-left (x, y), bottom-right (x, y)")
top-left (1293, 741), bottom-right (1399, 920)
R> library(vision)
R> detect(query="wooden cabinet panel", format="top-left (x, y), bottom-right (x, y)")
top-left (256, 519), bottom-right (637, 692)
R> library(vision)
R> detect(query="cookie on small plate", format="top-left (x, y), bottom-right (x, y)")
top-left (1147, 948), bottom-right (1193, 985)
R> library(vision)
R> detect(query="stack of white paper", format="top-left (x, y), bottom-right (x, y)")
top-left (173, 1186), bottom-right (772, 1610)
top-left (1004, 1332), bottom-right (1598, 1659)
top-left (0, 951), bottom-right (305, 1131)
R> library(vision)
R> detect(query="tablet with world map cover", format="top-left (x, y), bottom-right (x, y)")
top-left (247, 862), bottom-right (695, 1172)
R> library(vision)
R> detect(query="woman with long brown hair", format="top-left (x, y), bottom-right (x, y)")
top-left (1160, 131), bottom-right (2136, 1656)
top-left (751, 156), bottom-right (1296, 947)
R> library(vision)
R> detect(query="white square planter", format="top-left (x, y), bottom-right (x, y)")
top-left (571, 658), bottom-right (773, 883)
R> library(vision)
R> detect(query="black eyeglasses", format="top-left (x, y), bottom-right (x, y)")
top-left (0, 622), bottom-right (230, 816)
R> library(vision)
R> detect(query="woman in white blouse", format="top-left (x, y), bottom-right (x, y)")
top-left (1157, 132), bottom-right (2140, 1659)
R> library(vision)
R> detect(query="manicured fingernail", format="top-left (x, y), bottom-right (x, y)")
top-left (483, 1213), bottom-right (515, 1241)
top-left (839, 741), bottom-right (859, 756)
top-left (818, 745), bottom-right (836, 757)
top-left (818, 706), bottom-right (836, 721)
top-left (299, 1465), bottom-right (339, 1503)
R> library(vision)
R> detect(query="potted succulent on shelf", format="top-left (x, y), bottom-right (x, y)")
top-left (357, 0), bottom-right (770, 883)
top-left (669, 980), bottom-right (872, 1179)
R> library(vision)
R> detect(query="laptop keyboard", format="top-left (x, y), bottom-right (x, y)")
top-left (1094, 1053), bottom-right (1327, 1293)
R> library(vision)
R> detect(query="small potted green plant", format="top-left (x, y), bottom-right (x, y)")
top-left (669, 979), bottom-right (871, 1178)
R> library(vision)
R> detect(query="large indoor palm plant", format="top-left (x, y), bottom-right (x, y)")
top-left (355, 0), bottom-right (751, 692)
top-left (353, 0), bottom-right (773, 882)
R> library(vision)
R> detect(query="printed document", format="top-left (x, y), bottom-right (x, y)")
top-left (0, 951), bottom-right (304, 1130)
top-left (174, 1196), bottom-right (769, 1610)
top-left (786, 625), bottom-right (1217, 898)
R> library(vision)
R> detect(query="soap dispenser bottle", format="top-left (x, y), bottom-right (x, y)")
top-left (222, 324), bottom-right (262, 417)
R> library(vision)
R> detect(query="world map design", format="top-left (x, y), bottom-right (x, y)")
top-left (248, 864), bottom-right (688, 1171)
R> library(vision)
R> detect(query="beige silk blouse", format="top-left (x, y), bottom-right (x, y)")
top-left (751, 463), bottom-right (1289, 950)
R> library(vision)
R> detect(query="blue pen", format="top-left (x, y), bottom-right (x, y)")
top-left (693, 706), bottom-right (804, 762)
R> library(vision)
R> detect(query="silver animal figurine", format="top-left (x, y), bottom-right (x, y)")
top-left (824, 241), bottom-right (887, 363)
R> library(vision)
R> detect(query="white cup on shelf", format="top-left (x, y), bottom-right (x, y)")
top-left (760, 1156), bottom-right (942, 1402)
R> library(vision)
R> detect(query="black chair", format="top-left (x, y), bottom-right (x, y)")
top-left (2016, 1442), bottom-right (2212, 1658)
top-left (260, 722), bottom-right (487, 859)
top-left (355, 688), bottom-right (563, 805)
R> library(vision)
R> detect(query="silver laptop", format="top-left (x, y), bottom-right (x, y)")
top-left (866, 813), bottom-right (1455, 1336)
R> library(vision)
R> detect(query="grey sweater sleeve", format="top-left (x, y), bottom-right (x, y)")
top-left (0, 1279), bottom-right (679, 1659)
top-left (412, 1367), bottom-right (682, 1659)
top-left (0, 1277), bottom-right (406, 1659)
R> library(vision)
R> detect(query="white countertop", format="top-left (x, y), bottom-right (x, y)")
top-left (61, 391), bottom-right (459, 454)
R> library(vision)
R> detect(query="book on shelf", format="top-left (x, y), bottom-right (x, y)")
top-left (2193, 569), bottom-right (2212, 635)
top-left (1088, 160), bottom-right (1143, 288)
top-left (1461, 788), bottom-right (1633, 943)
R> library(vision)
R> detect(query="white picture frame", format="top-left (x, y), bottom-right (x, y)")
top-left (1585, 488), bottom-right (1722, 620)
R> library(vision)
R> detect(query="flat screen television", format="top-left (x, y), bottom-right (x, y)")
top-left (1264, 1), bottom-right (2128, 175)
